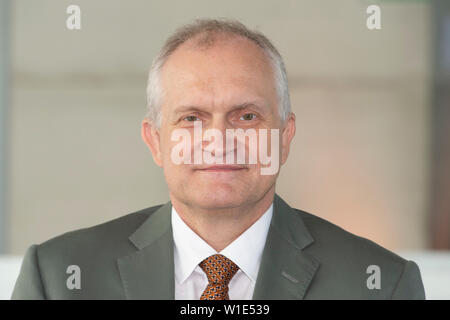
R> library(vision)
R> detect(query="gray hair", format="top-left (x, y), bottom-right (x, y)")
top-left (145, 18), bottom-right (291, 128)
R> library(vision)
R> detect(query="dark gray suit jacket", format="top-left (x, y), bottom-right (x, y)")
top-left (11, 194), bottom-right (425, 299)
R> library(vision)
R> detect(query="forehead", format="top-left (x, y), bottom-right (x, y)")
top-left (159, 35), bottom-right (278, 111)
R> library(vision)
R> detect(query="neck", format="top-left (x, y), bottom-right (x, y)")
top-left (170, 187), bottom-right (275, 252)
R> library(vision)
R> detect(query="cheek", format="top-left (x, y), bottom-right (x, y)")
top-left (159, 130), bottom-right (181, 164)
top-left (162, 164), bottom-right (192, 194)
top-left (160, 136), bottom-right (193, 178)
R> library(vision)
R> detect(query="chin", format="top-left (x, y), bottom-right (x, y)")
top-left (194, 188), bottom-right (247, 209)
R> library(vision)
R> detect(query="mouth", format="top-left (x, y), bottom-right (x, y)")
top-left (195, 165), bottom-right (247, 172)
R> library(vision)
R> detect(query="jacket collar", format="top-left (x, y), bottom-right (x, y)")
top-left (252, 193), bottom-right (320, 299)
top-left (117, 200), bottom-right (174, 299)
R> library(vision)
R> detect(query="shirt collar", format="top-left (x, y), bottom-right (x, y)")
top-left (172, 203), bottom-right (273, 284)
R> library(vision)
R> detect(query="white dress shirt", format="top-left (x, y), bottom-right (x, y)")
top-left (172, 203), bottom-right (273, 300)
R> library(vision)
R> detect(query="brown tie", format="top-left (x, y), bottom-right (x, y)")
top-left (199, 254), bottom-right (239, 300)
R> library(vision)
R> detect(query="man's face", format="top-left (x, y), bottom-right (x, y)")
top-left (142, 36), bottom-right (295, 210)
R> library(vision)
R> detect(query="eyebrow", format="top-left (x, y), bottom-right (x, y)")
top-left (172, 101), bottom-right (270, 116)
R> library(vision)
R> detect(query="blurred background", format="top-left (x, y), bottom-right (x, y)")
top-left (0, 0), bottom-right (449, 298)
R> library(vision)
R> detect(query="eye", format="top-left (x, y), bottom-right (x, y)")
top-left (183, 115), bottom-right (201, 122)
top-left (240, 113), bottom-right (257, 121)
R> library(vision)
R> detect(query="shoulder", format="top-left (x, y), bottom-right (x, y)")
top-left (35, 204), bottom-right (163, 261)
top-left (295, 208), bottom-right (406, 267)
top-left (14, 204), bottom-right (165, 299)
top-left (290, 208), bottom-right (426, 299)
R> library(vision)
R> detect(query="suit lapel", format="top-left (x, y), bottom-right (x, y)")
top-left (252, 194), bottom-right (320, 299)
top-left (117, 200), bottom-right (175, 299)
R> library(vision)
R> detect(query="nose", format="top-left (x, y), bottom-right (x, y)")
top-left (200, 116), bottom-right (236, 161)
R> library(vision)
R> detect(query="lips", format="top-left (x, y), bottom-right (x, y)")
top-left (195, 165), bottom-right (247, 171)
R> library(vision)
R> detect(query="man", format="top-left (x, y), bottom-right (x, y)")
top-left (12, 19), bottom-right (425, 300)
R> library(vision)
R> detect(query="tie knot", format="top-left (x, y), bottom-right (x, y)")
top-left (199, 254), bottom-right (239, 285)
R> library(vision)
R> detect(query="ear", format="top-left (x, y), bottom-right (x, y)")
top-left (141, 119), bottom-right (163, 167)
top-left (280, 112), bottom-right (296, 166)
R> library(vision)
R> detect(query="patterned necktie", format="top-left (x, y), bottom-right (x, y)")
top-left (199, 254), bottom-right (239, 300)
